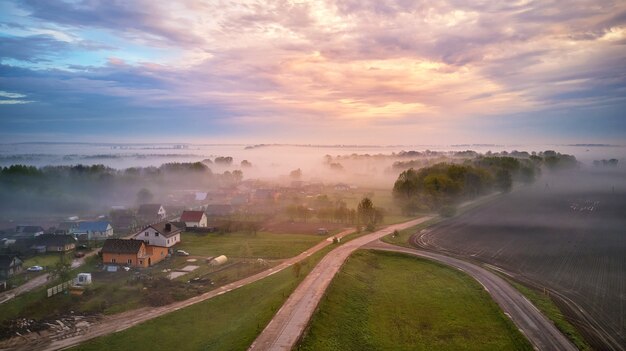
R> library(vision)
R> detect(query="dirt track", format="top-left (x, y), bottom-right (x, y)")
top-left (248, 217), bottom-right (432, 351)
top-left (0, 229), bottom-right (354, 351)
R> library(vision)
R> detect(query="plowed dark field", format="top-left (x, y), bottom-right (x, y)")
top-left (413, 170), bottom-right (625, 350)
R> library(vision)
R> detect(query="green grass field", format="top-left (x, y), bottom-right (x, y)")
top-left (22, 252), bottom-right (72, 268)
top-left (177, 231), bottom-right (324, 259)
top-left (70, 245), bottom-right (337, 351)
top-left (297, 250), bottom-right (533, 351)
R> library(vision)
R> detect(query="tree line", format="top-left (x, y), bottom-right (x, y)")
top-left (392, 151), bottom-right (576, 215)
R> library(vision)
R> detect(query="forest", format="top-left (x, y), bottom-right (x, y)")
top-left (392, 151), bottom-right (577, 215)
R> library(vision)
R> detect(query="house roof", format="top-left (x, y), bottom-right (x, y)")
top-left (148, 221), bottom-right (181, 237)
top-left (180, 211), bottom-right (205, 222)
top-left (58, 222), bottom-right (80, 231)
top-left (0, 255), bottom-right (22, 269)
top-left (34, 234), bottom-right (76, 246)
top-left (16, 225), bottom-right (44, 234)
top-left (138, 204), bottom-right (163, 216)
top-left (77, 221), bottom-right (111, 232)
top-left (102, 239), bottom-right (145, 254)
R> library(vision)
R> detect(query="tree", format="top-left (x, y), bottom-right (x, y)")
top-left (290, 168), bottom-right (302, 179)
top-left (241, 160), bottom-right (252, 168)
top-left (358, 197), bottom-right (382, 228)
top-left (214, 156), bottom-right (233, 165)
top-left (495, 169), bottom-right (512, 193)
top-left (393, 168), bottom-right (419, 199)
top-left (49, 256), bottom-right (72, 283)
top-left (136, 188), bottom-right (154, 204)
top-left (232, 170), bottom-right (244, 183)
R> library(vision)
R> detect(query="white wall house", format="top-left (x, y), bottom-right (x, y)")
top-left (180, 211), bottom-right (208, 228)
top-left (133, 222), bottom-right (181, 248)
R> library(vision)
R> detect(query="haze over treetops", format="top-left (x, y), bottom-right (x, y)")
top-left (1, 1), bottom-right (625, 144)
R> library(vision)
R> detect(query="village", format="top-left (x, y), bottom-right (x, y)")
top-left (0, 177), bottom-right (393, 342)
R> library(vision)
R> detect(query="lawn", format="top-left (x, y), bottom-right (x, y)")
top-left (0, 256), bottom-right (101, 323)
top-left (177, 231), bottom-right (324, 259)
top-left (70, 244), bottom-right (337, 351)
top-left (22, 252), bottom-right (72, 269)
top-left (297, 250), bottom-right (533, 351)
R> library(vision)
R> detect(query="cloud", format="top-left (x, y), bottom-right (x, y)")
top-left (1, 0), bottom-right (625, 143)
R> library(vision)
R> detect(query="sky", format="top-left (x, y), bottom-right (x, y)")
top-left (0, 0), bottom-right (625, 145)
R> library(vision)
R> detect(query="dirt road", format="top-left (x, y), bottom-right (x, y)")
top-left (0, 229), bottom-right (354, 351)
top-left (0, 250), bottom-right (97, 305)
top-left (247, 217), bottom-right (432, 351)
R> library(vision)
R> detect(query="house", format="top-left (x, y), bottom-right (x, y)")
top-left (230, 194), bottom-right (249, 206)
top-left (32, 234), bottom-right (77, 253)
top-left (15, 225), bottom-right (45, 238)
top-left (137, 204), bottom-right (166, 223)
top-left (74, 221), bottom-right (114, 241)
top-left (109, 209), bottom-right (139, 231)
top-left (195, 192), bottom-right (208, 201)
top-left (180, 211), bottom-right (208, 228)
top-left (101, 239), bottom-right (168, 267)
top-left (334, 183), bottom-right (351, 191)
top-left (132, 221), bottom-right (181, 249)
top-left (0, 255), bottom-right (23, 280)
top-left (56, 221), bottom-right (80, 235)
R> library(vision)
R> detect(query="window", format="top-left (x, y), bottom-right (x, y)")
top-left (155, 232), bottom-right (159, 237)
top-left (167, 239), bottom-right (170, 244)
top-left (127, 259), bottom-right (132, 265)
top-left (145, 232), bottom-right (149, 236)
top-left (111, 258), bottom-right (116, 263)
top-left (139, 260), bottom-right (143, 265)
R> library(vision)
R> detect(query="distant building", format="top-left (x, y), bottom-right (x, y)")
top-left (109, 209), bottom-right (139, 231)
top-left (15, 225), bottom-right (45, 238)
top-left (56, 221), bottom-right (80, 235)
top-left (32, 234), bottom-right (76, 253)
top-left (0, 255), bottom-right (23, 280)
top-left (137, 204), bottom-right (166, 223)
top-left (180, 211), bottom-right (208, 228)
top-left (334, 183), bottom-right (351, 191)
top-left (195, 192), bottom-right (208, 201)
top-left (74, 221), bottom-right (114, 241)
top-left (132, 221), bottom-right (181, 249)
top-left (254, 189), bottom-right (278, 202)
top-left (231, 194), bottom-right (249, 206)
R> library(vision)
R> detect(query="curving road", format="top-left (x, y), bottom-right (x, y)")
top-left (365, 241), bottom-right (578, 351)
top-left (248, 217), bottom-right (433, 351)
top-left (249, 216), bottom-right (578, 351)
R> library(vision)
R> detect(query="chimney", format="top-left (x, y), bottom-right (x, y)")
top-left (165, 223), bottom-right (171, 231)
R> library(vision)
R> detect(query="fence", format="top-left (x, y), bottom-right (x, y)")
top-left (47, 279), bottom-right (74, 297)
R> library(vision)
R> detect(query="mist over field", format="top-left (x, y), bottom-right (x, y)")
top-left (2, 1), bottom-right (625, 349)
top-left (417, 167), bottom-right (626, 349)
top-left (1, 142), bottom-right (624, 221)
